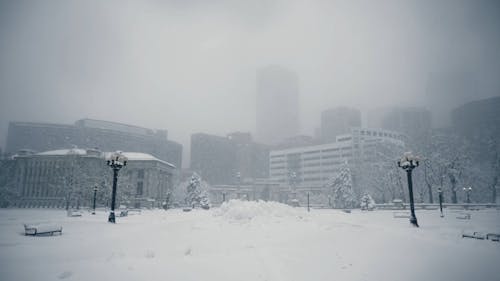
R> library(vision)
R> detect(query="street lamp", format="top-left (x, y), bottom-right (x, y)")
top-left (307, 192), bottom-right (310, 212)
top-left (92, 185), bottom-right (98, 215)
top-left (397, 152), bottom-right (420, 227)
top-left (437, 187), bottom-right (444, 217)
top-left (289, 171), bottom-right (297, 190)
top-left (106, 151), bottom-right (127, 223)
top-left (463, 186), bottom-right (472, 204)
top-left (236, 172), bottom-right (241, 188)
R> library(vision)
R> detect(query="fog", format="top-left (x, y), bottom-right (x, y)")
top-left (1, 0), bottom-right (499, 166)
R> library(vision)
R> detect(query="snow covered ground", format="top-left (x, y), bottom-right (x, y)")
top-left (1, 201), bottom-right (499, 281)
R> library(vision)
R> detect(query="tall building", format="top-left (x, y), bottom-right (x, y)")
top-left (256, 65), bottom-right (299, 144)
top-left (380, 107), bottom-right (431, 140)
top-left (452, 96), bottom-right (500, 140)
top-left (320, 107), bottom-right (361, 143)
top-left (425, 71), bottom-right (478, 128)
top-left (190, 132), bottom-right (269, 185)
top-left (5, 119), bottom-right (182, 168)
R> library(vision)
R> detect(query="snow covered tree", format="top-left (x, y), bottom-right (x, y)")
top-left (327, 164), bottom-right (357, 209)
top-left (184, 173), bottom-right (210, 209)
top-left (417, 130), bottom-right (471, 204)
top-left (0, 159), bottom-right (20, 207)
top-left (360, 192), bottom-right (375, 210)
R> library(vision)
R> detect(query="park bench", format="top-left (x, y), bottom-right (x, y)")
top-left (462, 231), bottom-right (485, 240)
top-left (486, 233), bottom-right (500, 242)
top-left (67, 210), bottom-right (83, 217)
top-left (393, 211), bottom-right (410, 218)
top-left (456, 213), bottom-right (471, 220)
top-left (24, 223), bottom-right (62, 236)
top-left (462, 232), bottom-right (499, 242)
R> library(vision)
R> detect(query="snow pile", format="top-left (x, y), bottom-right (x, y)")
top-left (213, 199), bottom-right (307, 221)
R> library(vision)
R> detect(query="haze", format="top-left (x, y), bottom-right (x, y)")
top-left (1, 0), bottom-right (499, 167)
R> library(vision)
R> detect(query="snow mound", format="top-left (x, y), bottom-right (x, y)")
top-left (213, 200), bottom-right (307, 221)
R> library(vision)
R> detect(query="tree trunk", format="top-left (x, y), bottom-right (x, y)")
top-left (492, 175), bottom-right (498, 204)
top-left (427, 183), bottom-right (433, 203)
top-left (450, 176), bottom-right (458, 204)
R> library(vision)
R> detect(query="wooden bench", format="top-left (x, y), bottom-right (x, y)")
top-left (24, 224), bottom-right (62, 236)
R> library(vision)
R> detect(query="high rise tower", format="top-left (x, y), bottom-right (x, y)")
top-left (256, 65), bottom-right (299, 144)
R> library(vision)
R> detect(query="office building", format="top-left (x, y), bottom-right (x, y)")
top-left (256, 65), bottom-right (299, 144)
top-left (6, 119), bottom-right (182, 168)
top-left (320, 107), bottom-right (361, 143)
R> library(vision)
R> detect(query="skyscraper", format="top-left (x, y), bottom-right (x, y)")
top-left (425, 71), bottom-right (478, 128)
top-left (452, 96), bottom-right (500, 141)
top-left (381, 107), bottom-right (432, 140)
top-left (320, 107), bottom-right (361, 143)
top-left (256, 65), bottom-right (299, 145)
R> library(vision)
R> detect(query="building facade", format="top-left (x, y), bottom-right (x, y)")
top-left (380, 107), bottom-right (431, 141)
top-left (452, 96), bottom-right (500, 141)
top-left (191, 132), bottom-right (269, 185)
top-left (269, 128), bottom-right (406, 188)
top-left (6, 119), bottom-right (182, 168)
top-left (8, 148), bottom-right (175, 208)
top-left (320, 107), bottom-right (362, 143)
top-left (256, 65), bottom-right (299, 144)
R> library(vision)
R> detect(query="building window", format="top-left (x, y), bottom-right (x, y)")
top-left (138, 169), bottom-right (145, 179)
top-left (136, 182), bottom-right (143, 196)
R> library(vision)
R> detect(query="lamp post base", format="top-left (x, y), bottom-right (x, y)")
top-left (108, 212), bottom-right (116, 223)
top-left (410, 216), bottom-right (419, 227)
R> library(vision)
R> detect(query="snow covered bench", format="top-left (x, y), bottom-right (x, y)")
top-left (456, 213), bottom-right (471, 220)
top-left (393, 211), bottom-right (410, 218)
top-left (67, 210), bottom-right (83, 217)
top-left (462, 232), bottom-right (499, 242)
top-left (24, 223), bottom-right (62, 236)
top-left (486, 233), bottom-right (500, 242)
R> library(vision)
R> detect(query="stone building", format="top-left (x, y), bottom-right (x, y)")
top-left (7, 148), bottom-right (175, 208)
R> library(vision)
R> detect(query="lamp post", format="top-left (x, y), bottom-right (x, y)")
top-left (92, 185), bottom-right (98, 215)
top-left (236, 172), bottom-right (241, 189)
top-left (397, 152), bottom-right (420, 227)
top-left (106, 151), bottom-right (127, 223)
top-left (463, 186), bottom-right (472, 204)
top-left (437, 187), bottom-right (444, 217)
top-left (307, 192), bottom-right (310, 212)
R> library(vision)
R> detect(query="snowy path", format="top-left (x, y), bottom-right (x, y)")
top-left (0, 205), bottom-right (499, 281)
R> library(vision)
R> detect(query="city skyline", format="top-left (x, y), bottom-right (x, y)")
top-left (2, 0), bottom-right (500, 167)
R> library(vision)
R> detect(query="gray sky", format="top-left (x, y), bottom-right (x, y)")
top-left (1, 0), bottom-right (499, 166)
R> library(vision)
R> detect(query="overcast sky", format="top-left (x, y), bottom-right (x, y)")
top-left (1, 0), bottom-right (499, 166)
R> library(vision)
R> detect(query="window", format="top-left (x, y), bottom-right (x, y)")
top-left (138, 169), bottom-right (145, 179)
top-left (136, 182), bottom-right (143, 196)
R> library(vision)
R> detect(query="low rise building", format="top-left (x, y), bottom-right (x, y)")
top-left (8, 148), bottom-right (176, 208)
